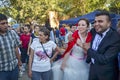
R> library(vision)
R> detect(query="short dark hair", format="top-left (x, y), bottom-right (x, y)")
top-left (95, 10), bottom-right (111, 21)
top-left (0, 13), bottom-right (7, 21)
top-left (40, 27), bottom-right (50, 41)
top-left (24, 24), bottom-right (30, 29)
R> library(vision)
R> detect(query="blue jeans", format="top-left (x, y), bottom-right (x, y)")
top-left (32, 70), bottom-right (52, 80)
top-left (0, 66), bottom-right (19, 80)
top-left (59, 36), bottom-right (65, 41)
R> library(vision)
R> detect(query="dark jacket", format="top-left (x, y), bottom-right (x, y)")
top-left (86, 27), bottom-right (120, 80)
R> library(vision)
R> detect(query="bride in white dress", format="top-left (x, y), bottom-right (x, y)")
top-left (52, 18), bottom-right (92, 80)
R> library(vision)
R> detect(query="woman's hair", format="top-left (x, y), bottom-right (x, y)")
top-left (78, 18), bottom-right (90, 27)
top-left (39, 27), bottom-right (50, 41)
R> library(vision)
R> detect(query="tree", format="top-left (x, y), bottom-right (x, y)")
top-left (1, 0), bottom-right (118, 26)
top-left (109, 0), bottom-right (120, 14)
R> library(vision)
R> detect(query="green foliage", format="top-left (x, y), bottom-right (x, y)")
top-left (0, 0), bottom-right (119, 23)
top-left (109, 0), bottom-right (120, 14)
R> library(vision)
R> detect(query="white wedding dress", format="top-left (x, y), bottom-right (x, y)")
top-left (52, 44), bottom-right (89, 80)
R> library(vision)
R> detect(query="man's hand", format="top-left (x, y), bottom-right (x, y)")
top-left (18, 60), bottom-right (22, 66)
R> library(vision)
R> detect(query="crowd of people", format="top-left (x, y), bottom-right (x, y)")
top-left (0, 10), bottom-right (120, 80)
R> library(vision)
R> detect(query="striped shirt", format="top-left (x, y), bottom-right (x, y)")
top-left (0, 30), bottom-right (21, 71)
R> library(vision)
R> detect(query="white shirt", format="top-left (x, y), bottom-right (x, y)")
top-left (91, 28), bottom-right (110, 64)
top-left (30, 40), bottom-right (57, 72)
top-left (65, 31), bottom-right (73, 43)
top-left (92, 28), bottom-right (110, 51)
top-left (50, 30), bottom-right (55, 42)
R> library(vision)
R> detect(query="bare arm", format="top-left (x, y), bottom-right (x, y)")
top-left (50, 46), bottom-right (61, 62)
top-left (60, 50), bottom-right (71, 70)
top-left (15, 47), bottom-right (22, 66)
top-left (27, 37), bottom-right (32, 55)
top-left (77, 39), bottom-right (90, 54)
top-left (28, 48), bottom-right (34, 78)
top-left (82, 43), bottom-right (90, 54)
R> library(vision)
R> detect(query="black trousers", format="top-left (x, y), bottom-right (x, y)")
top-left (20, 48), bottom-right (29, 63)
top-left (88, 63), bottom-right (119, 80)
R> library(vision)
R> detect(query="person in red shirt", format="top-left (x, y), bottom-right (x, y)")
top-left (59, 24), bottom-right (67, 47)
top-left (60, 25), bottom-right (66, 36)
top-left (20, 24), bottom-right (31, 71)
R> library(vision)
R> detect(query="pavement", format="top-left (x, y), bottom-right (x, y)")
top-left (18, 65), bottom-right (120, 80)
top-left (18, 67), bottom-right (31, 80)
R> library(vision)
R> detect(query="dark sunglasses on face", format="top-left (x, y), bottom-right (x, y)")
top-left (0, 22), bottom-right (8, 25)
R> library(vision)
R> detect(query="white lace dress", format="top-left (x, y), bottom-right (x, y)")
top-left (52, 44), bottom-right (89, 80)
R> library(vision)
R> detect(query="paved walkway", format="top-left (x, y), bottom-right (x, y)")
top-left (18, 69), bottom-right (31, 80)
top-left (18, 67), bottom-right (120, 80)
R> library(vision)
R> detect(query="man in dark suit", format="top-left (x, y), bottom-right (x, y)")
top-left (83, 11), bottom-right (120, 80)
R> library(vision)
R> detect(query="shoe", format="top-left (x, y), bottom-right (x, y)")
top-left (21, 65), bottom-right (26, 72)
top-left (19, 70), bottom-right (23, 77)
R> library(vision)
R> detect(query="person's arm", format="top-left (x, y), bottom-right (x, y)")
top-left (60, 50), bottom-right (71, 70)
top-left (76, 38), bottom-right (83, 47)
top-left (87, 41), bottom-right (120, 65)
top-left (82, 42), bottom-right (90, 54)
top-left (11, 30), bottom-right (22, 66)
top-left (27, 37), bottom-right (32, 55)
top-left (28, 48), bottom-right (34, 78)
top-left (50, 46), bottom-right (60, 62)
top-left (50, 43), bottom-right (67, 62)
top-left (68, 33), bottom-right (73, 42)
top-left (15, 46), bottom-right (22, 66)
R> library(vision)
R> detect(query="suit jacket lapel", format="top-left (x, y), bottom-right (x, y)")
top-left (90, 29), bottom-right (96, 48)
top-left (98, 28), bottom-right (113, 50)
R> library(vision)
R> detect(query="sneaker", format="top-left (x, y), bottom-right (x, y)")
top-left (21, 65), bottom-right (26, 72)
top-left (19, 70), bottom-right (23, 77)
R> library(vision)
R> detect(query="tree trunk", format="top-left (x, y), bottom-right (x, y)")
top-left (48, 11), bottom-right (59, 28)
